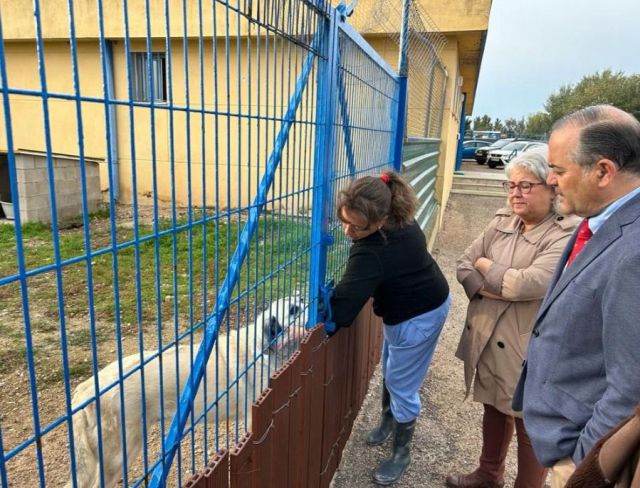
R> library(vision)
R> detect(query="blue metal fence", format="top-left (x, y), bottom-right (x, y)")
top-left (0, 1), bottom-right (402, 486)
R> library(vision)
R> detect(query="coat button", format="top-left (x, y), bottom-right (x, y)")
top-left (557, 216), bottom-right (564, 221)
top-left (497, 341), bottom-right (505, 348)
top-left (532, 329), bottom-right (540, 337)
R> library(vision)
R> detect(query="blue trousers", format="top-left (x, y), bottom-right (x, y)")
top-left (382, 295), bottom-right (451, 423)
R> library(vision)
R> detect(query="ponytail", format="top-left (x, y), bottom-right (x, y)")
top-left (336, 170), bottom-right (418, 229)
top-left (380, 170), bottom-right (418, 227)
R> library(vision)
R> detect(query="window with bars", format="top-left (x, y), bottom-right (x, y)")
top-left (130, 52), bottom-right (167, 103)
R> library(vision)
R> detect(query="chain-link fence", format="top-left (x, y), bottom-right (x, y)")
top-left (362, 0), bottom-right (448, 138)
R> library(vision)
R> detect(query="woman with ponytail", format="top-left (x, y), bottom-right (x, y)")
top-left (330, 170), bottom-right (451, 486)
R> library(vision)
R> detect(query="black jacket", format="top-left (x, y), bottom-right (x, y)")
top-left (330, 220), bottom-right (449, 329)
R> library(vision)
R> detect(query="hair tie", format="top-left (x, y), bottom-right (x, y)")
top-left (379, 174), bottom-right (390, 184)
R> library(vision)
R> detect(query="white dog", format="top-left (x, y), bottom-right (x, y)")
top-left (65, 296), bottom-right (307, 488)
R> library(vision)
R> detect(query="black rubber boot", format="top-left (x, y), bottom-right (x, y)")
top-left (366, 380), bottom-right (394, 445)
top-left (373, 419), bottom-right (416, 486)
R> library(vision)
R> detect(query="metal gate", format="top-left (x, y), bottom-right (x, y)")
top-left (0, 0), bottom-right (403, 486)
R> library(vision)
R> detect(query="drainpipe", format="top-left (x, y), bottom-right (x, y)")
top-left (105, 41), bottom-right (119, 199)
top-left (392, 0), bottom-right (411, 172)
top-left (455, 92), bottom-right (467, 172)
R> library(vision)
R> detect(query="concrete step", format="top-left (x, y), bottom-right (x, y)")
top-left (450, 188), bottom-right (505, 198)
top-left (454, 171), bottom-right (505, 180)
top-left (453, 180), bottom-right (503, 190)
top-left (452, 172), bottom-right (506, 197)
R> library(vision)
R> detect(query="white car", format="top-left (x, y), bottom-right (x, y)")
top-left (487, 141), bottom-right (548, 168)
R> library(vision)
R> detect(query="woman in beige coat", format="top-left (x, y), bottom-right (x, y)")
top-left (446, 151), bottom-right (580, 488)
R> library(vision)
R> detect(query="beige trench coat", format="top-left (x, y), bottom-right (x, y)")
top-left (455, 207), bottom-right (580, 417)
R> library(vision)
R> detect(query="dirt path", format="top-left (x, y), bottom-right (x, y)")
top-left (331, 190), bottom-right (550, 488)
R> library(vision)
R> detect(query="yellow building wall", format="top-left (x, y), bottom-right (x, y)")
top-left (0, 0), bottom-right (483, 214)
top-left (0, 41), bottom-right (110, 191)
top-left (434, 38), bottom-right (463, 227)
top-left (341, 0), bottom-right (491, 35)
top-left (363, 35), bottom-right (464, 232)
top-left (0, 37), bottom-right (316, 209)
top-left (0, 0), bottom-right (318, 209)
top-left (110, 38), bottom-right (315, 207)
top-left (1, 0), bottom-right (256, 40)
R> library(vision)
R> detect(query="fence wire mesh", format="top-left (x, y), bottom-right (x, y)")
top-left (325, 27), bottom-right (399, 286)
top-left (361, 0), bottom-right (448, 138)
top-left (0, 0), bottom-right (403, 486)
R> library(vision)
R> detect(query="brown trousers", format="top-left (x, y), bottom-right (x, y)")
top-left (478, 404), bottom-right (548, 488)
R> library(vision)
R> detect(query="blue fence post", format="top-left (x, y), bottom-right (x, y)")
top-left (392, 0), bottom-right (411, 171)
top-left (455, 92), bottom-right (467, 172)
top-left (308, 9), bottom-right (340, 329)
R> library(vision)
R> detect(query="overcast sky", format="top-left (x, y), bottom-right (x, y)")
top-left (471, 0), bottom-right (640, 121)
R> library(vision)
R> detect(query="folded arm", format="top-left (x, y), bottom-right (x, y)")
top-left (456, 218), bottom-right (500, 299)
top-left (477, 233), bottom-right (571, 301)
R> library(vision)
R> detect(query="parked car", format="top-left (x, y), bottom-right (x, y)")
top-left (475, 138), bottom-right (515, 164)
top-left (487, 141), bottom-right (548, 168)
top-left (461, 139), bottom-right (492, 160)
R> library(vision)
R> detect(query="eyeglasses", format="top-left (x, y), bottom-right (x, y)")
top-left (502, 181), bottom-right (546, 194)
top-left (339, 219), bottom-right (369, 232)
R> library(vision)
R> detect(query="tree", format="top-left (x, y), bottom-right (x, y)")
top-left (465, 116), bottom-right (473, 132)
top-left (473, 114), bottom-right (493, 131)
top-left (545, 70), bottom-right (640, 123)
top-left (471, 70), bottom-right (640, 141)
top-left (504, 117), bottom-right (520, 136)
top-left (525, 112), bottom-right (552, 136)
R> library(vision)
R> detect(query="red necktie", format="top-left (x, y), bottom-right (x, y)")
top-left (566, 219), bottom-right (593, 266)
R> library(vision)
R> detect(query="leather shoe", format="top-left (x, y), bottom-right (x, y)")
top-left (445, 470), bottom-right (504, 488)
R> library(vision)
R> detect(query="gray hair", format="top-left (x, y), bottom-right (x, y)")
top-left (505, 150), bottom-right (551, 183)
top-left (505, 150), bottom-right (559, 213)
top-left (552, 104), bottom-right (640, 175)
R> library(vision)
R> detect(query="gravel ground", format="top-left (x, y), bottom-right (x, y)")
top-left (331, 174), bottom-right (551, 487)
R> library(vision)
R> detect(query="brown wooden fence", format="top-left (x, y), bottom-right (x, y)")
top-left (182, 300), bottom-right (383, 487)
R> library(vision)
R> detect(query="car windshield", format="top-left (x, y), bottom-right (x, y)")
top-left (465, 140), bottom-right (488, 147)
top-left (488, 139), bottom-right (513, 149)
top-left (523, 143), bottom-right (546, 152)
top-left (501, 141), bottom-right (527, 151)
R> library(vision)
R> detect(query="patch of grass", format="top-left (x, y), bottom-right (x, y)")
top-left (0, 209), bottom-right (313, 398)
top-left (0, 319), bottom-right (24, 342)
top-left (41, 360), bottom-right (94, 385)
top-left (58, 205), bottom-right (111, 230)
top-left (0, 211), bottom-right (311, 330)
top-left (66, 325), bottom-right (112, 348)
top-left (0, 344), bottom-right (27, 374)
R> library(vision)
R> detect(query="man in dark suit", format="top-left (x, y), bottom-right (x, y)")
top-left (513, 105), bottom-right (640, 488)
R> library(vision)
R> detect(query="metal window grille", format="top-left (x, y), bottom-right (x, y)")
top-left (130, 52), bottom-right (167, 103)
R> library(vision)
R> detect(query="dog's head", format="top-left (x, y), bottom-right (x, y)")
top-left (254, 295), bottom-right (307, 354)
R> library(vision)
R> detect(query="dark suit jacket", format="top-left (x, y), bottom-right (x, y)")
top-left (513, 191), bottom-right (640, 467)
